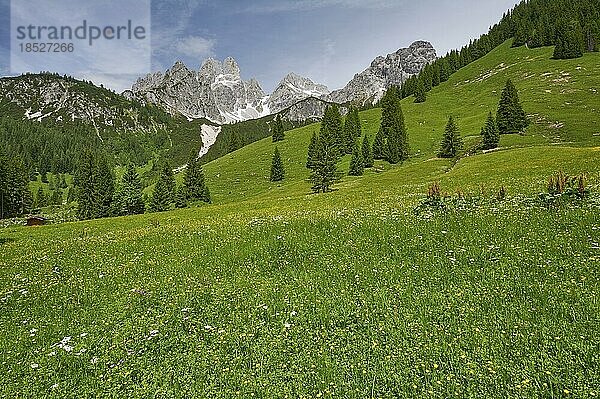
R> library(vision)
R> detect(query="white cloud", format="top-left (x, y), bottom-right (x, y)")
top-left (175, 36), bottom-right (216, 58)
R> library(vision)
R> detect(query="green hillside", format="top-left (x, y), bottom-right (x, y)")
top-left (201, 40), bottom-right (600, 205)
top-left (2, 41), bottom-right (600, 397)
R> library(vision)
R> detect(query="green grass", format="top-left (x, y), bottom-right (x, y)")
top-left (2, 41), bottom-right (600, 397)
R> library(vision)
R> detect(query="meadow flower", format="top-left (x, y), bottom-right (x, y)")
top-left (30, 363), bottom-right (39, 369)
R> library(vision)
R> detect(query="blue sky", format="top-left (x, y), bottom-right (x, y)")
top-left (0, 0), bottom-right (521, 92)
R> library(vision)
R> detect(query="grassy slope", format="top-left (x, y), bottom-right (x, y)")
top-left (201, 40), bottom-right (600, 205)
top-left (2, 41), bottom-right (600, 397)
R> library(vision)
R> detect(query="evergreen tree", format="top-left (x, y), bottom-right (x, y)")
top-left (183, 156), bottom-right (211, 203)
top-left (310, 105), bottom-right (342, 193)
top-left (481, 112), bottom-right (500, 150)
top-left (66, 187), bottom-right (76, 204)
top-left (496, 79), bottom-right (529, 134)
top-left (150, 162), bottom-right (175, 212)
top-left (382, 91), bottom-right (409, 164)
top-left (438, 116), bottom-right (463, 158)
top-left (306, 131), bottom-right (319, 169)
top-left (94, 154), bottom-right (115, 218)
top-left (343, 106), bottom-right (361, 154)
top-left (50, 190), bottom-right (62, 206)
top-left (74, 149), bottom-right (97, 220)
top-left (372, 127), bottom-right (385, 160)
top-left (227, 131), bottom-right (241, 153)
top-left (414, 80), bottom-right (427, 103)
top-left (0, 154), bottom-right (31, 218)
top-left (36, 187), bottom-right (48, 208)
top-left (361, 134), bottom-right (374, 168)
top-left (348, 139), bottom-right (364, 176)
top-left (175, 185), bottom-right (188, 209)
top-left (270, 147), bottom-right (285, 182)
top-left (120, 164), bottom-right (145, 215)
top-left (271, 114), bottom-right (285, 142)
top-left (553, 20), bottom-right (585, 59)
top-left (321, 104), bottom-right (344, 153)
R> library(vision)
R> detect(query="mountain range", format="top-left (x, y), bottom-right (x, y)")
top-left (125, 41), bottom-right (436, 123)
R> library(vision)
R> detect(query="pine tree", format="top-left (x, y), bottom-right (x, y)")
top-left (36, 187), bottom-right (48, 208)
top-left (272, 114), bottom-right (285, 142)
top-left (414, 80), bottom-right (426, 103)
top-left (382, 91), bottom-right (409, 164)
top-left (481, 112), bottom-right (500, 150)
top-left (306, 131), bottom-right (319, 169)
top-left (438, 116), bottom-right (463, 158)
top-left (121, 164), bottom-right (145, 215)
top-left (175, 185), bottom-right (188, 208)
top-left (343, 106), bottom-right (361, 154)
top-left (270, 147), bottom-right (285, 182)
top-left (227, 131), bottom-right (241, 153)
top-left (74, 149), bottom-right (97, 220)
top-left (361, 134), bottom-right (374, 168)
top-left (184, 156), bottom-right (211, 203)
top-left (553, 20), bottom-right (585, 59)
top-left (372, 127), bottom-right (385, 160)
top-left (310, 105), bottom-right (342, 193)
top-left (150, 162), bottom-right (175, 212)
top-left (348, 139), bottom-right (364, 176)
top-left (50, 190), bottom-right (62, 206)
top-left (321, 104), bottom-right (344, 154)
top-left (496, 79), bottom-right (529, 134)
top-left (94, 154), bottom-right (115, 218)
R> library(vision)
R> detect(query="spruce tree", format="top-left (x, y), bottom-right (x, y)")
top-left (343, 106), bottom-right (361, 154)
top-left (321, 104), bottom-right (344, 154)
top-left (306, 131), bottom-right (319, 169)
top-left (121, 164), bottom-right (145, 215)
top-left (481, 112), bottom-right (500, 150)
top-left (414, 81), bottom-right (426, 103)
top-left (36, 187), bottom-right (48, 208)
top-left (372, 127), bottom-right (385, 160)
top-left (361, 134), bottom-right (374, 168)
top-left (94, 154), bottom-right (115, 218)
top-left (553, 21), bottom-right (585, 59)
top-left (270, 147), bottom-right (285, 182)
top-left (496, 79), bottom-right (528, 134)
top-left (74, 149), bottom-right (97, 220)
top-left (272, 114), bottom-right (285, 142)
top-left (310, 105), bottom-right (342, 193)
top-left (175, 185), bottom-right (188, 209)
top-left (348, 139), bottom-right (364, 176)
top-left (150, 163), bottom-right (175, 212)
top-left (382, 91), bottom-right (409, 164)
top-left (184, 156), bottom-right (211, 203)
top-left (227, 131), bottom-right (241, 153)
top-left (438, 116), bottom-right (463, 158)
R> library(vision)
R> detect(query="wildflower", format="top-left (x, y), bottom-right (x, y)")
top-left (30, 363), bottom-right (39, 369)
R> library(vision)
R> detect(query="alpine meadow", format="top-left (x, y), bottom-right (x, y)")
top-left (1, 0), bottom-right (600, 398)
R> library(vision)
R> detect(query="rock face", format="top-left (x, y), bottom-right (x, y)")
top-left (267, 73), bottom-right (330, 114)
top-left (280, 97), bottom-right (347, 122)
top-left (128, 41), bottom-right (436, 124)
top-left (128, 59), bottom-right (332, 124)
top-left (129, 58), bottom-right (269, 123)
top-left (328, 41), bottom-right (437, 105)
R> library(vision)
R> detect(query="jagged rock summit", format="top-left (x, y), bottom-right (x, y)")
top-left (328, 41), bottom-right (437, 105)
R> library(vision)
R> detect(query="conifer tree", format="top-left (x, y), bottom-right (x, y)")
top-left (496, 79), bottom-right (529, 134)
top-left (321, 104), bottom-right (344, 153)
top-left (343, 107), bottom-right (361, 154)
top-left (184, 156), bottom-right (211, 203)
top-left (348, 139), bottom-right (364, 176)
top-left (272, 114), bottom-right (285, 142)
top-left (150, 162), bottom-right (175, 212)
top-left (553, 20), bottom-right (585, 59)
top-left (227, 131), bottom-right (241, 153)
top-left (306, 131), bottom-right (319, 169)
top-left (382, 90), bottom-right (409, 164)
top-left (175, 185), bottom-right (188, 209)
top-left (414, 81), bottom-right (427, 103)
top-left (361, 134), bottom-right (374, 168)
top-left (310, 105), bottom-right (342, 193)
top-left (121, 164), bottom-right (145, 215)
top-left (481, 112), bottom-right (500, 150)
top-left (438, 116), bottom-right (463, 158)
top-left (94, 155), bottom-right (115, 218)
top-left (270, 147), bottom-right (285, 182)
top-left (51, 190), bottom-right (62, 206)
top-left (74, 149), bottom-right (97, 220)
top-left (372, 127), bottom-right (385, 160)
top-left (36, 186), bottom-right (48, 208)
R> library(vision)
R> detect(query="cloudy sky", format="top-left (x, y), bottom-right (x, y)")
top-left (0, 0), bottom-right (521, 92)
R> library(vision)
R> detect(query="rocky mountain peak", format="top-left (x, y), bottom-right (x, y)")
top-left (222, 57), bottom-right (241, 78)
